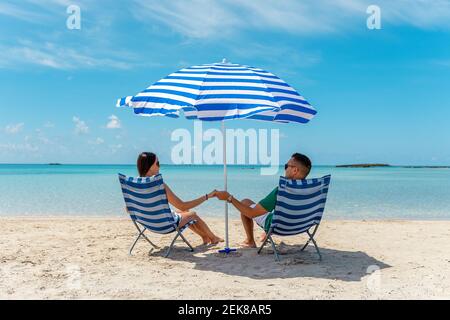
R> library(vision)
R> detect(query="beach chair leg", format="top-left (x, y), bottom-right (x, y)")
top-left (165, 233), bottom-right (181, 258)
top-left (269, 236), bottom-right (280, 261)
top-left (300, 238), bottom-right (311, 251)
top-left (129, 233), bottom-right (142, 255)
top-left (301, 225), bottom-right (319, 252)
top-left (257, 231), bottom-right (279, 261)
top-left (178, 231), bottom-right (194, 252)
top-left (307, 230), bottom-right (322, 261)
top-left (129, 221), bottom-right (159, 255)
top-left (164, 222), bottom-right (196, 258)
top-left (257, 229), bottom-right (273, 254)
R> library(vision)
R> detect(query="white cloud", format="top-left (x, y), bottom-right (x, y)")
top-left (4, 123), bottom-right (24, 134)
top-left (106, 115), bottom-right (121, 129)
top-left (72, 116), bottom-right (89, 135)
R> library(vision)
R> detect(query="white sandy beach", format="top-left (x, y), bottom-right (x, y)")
top-left (0, 217), bottom-right (449, 299)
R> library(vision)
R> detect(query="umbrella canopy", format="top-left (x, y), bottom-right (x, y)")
top-left (117, 61), bottom-right (316, 123)
top-left (116, 60), bottom-right (317, 254)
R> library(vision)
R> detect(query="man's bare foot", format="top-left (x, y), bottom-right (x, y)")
top-left (240, 240), bottom-right (257, 248)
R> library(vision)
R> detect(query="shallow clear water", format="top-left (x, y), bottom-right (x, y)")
top-left (1, 164), bottom-right (449, 220)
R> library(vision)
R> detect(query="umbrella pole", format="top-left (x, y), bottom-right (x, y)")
top-left (223, 121), bottom-right (229, 248)
top-left (219, 121), bottom-right (236, 254)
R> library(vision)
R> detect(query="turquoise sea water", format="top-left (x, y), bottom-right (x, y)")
top-left (1, 164), bottom-right (449, 220)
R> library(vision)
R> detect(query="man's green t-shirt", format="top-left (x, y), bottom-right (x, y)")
top-left (257, 187), bottom-right (278, 232)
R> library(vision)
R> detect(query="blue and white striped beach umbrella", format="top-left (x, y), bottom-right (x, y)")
top-left (117, 61), bottom-right (316, 123)
top-left (116, 60), bottom-right (317, 253)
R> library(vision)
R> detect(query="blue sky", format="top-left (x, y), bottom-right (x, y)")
top-left (1, 0), bottom-right (450, 165)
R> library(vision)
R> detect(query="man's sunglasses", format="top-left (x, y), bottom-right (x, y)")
top-left (285, 163), bottom-right (296, 170)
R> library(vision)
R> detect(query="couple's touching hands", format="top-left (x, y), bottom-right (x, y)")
top-left (206, 190), bottom-right (232, 201)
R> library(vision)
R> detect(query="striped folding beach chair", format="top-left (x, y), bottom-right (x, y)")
top-left (118, 173), bottom-right (197, 257)
top-left (258, 175), bottom-right (331, 261)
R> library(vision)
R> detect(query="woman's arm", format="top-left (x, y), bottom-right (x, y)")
top-left (165, 183), bottom-right (214, 212)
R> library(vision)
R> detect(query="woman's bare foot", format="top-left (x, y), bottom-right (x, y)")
top-left (209, 236), bottom-right (224, 245)
top-left (259, 233), bottom-right (267, 242)
top-left (240, 239), bottom-right (257, 248)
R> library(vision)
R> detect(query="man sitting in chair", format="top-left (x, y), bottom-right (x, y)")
top-left (215, 153), bottom-right (312, 248)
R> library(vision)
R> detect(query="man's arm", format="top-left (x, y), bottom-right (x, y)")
top-left (216, 191), bottom-right (267, 218)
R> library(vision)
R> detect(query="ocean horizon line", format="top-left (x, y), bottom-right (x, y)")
top-left (1, 163), bottom-right (449, 168)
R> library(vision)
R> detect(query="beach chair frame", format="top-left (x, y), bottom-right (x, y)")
top-left (258, 223), bottom-right (322, 261)
top-left (257, 175), bottom-right (330, 262)
top-left (128, 216), bottom-right (197, 257)
top-left (119, 173), bottom-right (197, 258)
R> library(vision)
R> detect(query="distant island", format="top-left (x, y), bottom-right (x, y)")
top-left (336, 164), bottom-right (390, 168)
top-left (48, 163), bottom-right (62, 166)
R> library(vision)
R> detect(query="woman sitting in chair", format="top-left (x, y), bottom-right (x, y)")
top-left (137, 152), bottom-right (223, 245)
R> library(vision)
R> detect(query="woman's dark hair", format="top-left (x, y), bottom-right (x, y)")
top-left (137, 152), bottom-right (157, 177)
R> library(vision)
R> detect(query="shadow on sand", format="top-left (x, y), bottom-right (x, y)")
top-left (147, 240), bottom-right (391, 282)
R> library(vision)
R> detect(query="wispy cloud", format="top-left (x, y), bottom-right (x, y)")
top-left (0, 2), bottom-right (45, 22)
top-left (0, 41), bottom-right (135, 70)
top-left (4, 123), bottom-right (24, 134)
top-left (132, 0), bottom-right (240, 39)
top-left (0, 1), bottom-right (141, 70)
top-left (379, 0), bottom-right (450, 30)
top-left (1, 0), bottom-right (450, 72)
top-left (131, 0), bottom-right (450, 39)
top-left (72, 116), bottom-right (89, 135)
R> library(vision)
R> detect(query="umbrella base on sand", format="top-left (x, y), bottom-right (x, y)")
top-left (218, 247), bottom-right (237, 254)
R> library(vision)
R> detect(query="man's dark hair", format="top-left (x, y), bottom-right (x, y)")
top-left (292, 153), bottom-right (312, 173)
